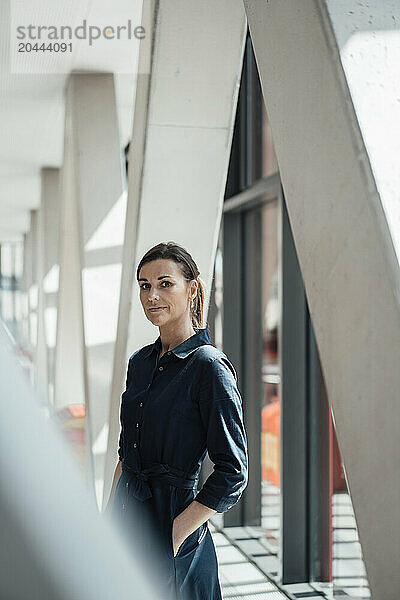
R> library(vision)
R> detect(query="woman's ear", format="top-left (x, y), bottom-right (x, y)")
top-left (191, 280), bottom-right (198, 301)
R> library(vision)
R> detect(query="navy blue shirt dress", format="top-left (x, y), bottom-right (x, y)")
top-left (111, 326), bottom-right (248, 600)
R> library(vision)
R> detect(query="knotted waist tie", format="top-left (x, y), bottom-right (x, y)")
top-left (122, 461), bottom-right (199, 502)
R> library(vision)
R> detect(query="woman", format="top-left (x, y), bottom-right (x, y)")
top-left (107, 242), bottom-right (248, 600)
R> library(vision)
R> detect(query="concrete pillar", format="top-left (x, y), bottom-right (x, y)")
top-left (35, 208), bottom-right (48, 404)
top-left (13, 242), bottom-right (24, 334)
top-left (10, 243), bottom-right (17, 323)
top-left (56, 73), bottom-right (124, 499)
top-left (29, 210), bottom-right (39, 362)
top-left (244, 0), bottom-right (400, 595)
top-left (41, 168), bottom-right (61, 408)
top-left (36, 169), bottom-right (61, 407)
top-left (20, 233), bottom-right (31, 354)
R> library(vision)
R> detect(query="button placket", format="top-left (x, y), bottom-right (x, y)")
top-left (133, 353), bottom-right (166, 454)
top-left (134, 380), bottom-right (151, 452)
top-left (133, 393), bottom-right (143, 452)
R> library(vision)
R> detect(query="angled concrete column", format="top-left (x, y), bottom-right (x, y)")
top-left (36, 168), bottom-right (61, 407)
top-left (28, 210), bottom-right (39, 359)
top-left (13, 242), bottom-right (24, 334)
top-left (10, 244), bottom-right (17, 323)
top-left (20, 233), bottom-right (30, 350)
top-left (103, 0), bottom-right (247, 509)
top-left (41, 168), bottom-right (61, 408)
top-left (56, 73), bottom-right (124, 499)
top-left (35, 202), bottom-right (48, 403)
top-left (20, 222), bottom-right (35, 363)
top-left (244, 0), bottom-right (400, 596)
top-left (55, 130), bottom-right (86, 418)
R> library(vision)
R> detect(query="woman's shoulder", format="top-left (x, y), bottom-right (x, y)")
top-left (195, 344), bottom-right (225, 362)
top-left (127, 345), bottom-right (151, 364)
top-left (195, 345), bottom-right (238, 382)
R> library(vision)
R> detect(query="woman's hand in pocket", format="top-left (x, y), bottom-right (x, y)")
top-left (171, 500), bottom-right (215, 557)
top-left (172, 515), bottom-right (186, 557)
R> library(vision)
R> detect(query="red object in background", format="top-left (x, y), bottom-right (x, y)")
top-left (261, 397), bottom-right (280, 486)
top-left (53, 404), bottom-right (86, 472)
top-left (261, 396), bottom-right (345, 492)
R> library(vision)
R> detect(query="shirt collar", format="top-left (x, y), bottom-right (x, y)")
top-left (143, 327), bottom-right (213, 359)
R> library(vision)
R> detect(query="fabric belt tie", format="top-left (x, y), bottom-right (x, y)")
top-left (122, 461), bottom-right (199, 502)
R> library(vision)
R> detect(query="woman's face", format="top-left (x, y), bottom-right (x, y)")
top-left (138, 258), bottom-right (197, 328)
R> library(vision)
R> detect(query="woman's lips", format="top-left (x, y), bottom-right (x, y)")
top-left (148, 307), bottom-right (167, 312)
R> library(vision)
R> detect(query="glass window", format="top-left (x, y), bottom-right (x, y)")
top-left (331, 421), bottom-right (371, 599)
top-left (261, 198), bottom-right (281, 565)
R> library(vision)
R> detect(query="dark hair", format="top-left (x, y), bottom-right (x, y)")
top-left (136, 242), bottom-right (205, 331)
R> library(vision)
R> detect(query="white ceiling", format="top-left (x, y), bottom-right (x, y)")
top-left (0, 0), bottom-right (143, 241)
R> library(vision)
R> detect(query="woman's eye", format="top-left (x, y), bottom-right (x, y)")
top-left (139, 281), bottom-right (171, 289)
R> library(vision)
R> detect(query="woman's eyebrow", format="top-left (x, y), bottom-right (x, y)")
top-left (137, 275), bottom-right (176, 282)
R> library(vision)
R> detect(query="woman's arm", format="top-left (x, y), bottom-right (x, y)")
top-left (172, 500), bottom-right (216, 556)
top-left (172, 354), bottom-right (248, 555)
top-left (104, 459), bottom-right (122, 514)
top-left (194, 356), bottom-right (249, 513)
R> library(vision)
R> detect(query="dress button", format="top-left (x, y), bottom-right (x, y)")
top-left (122, 503), bottom-right (126, 510)
top-left (167, 351), bottom-right (171, 355)
top-left (139, 402), bottom-right (143, 407)
top-left (136, 422), bottom-right (139, 428)
top-left (159, 366), bottom-right (163, 371)
top-left (126, 482), bottom-right (129, 488)
top-left (133, 443), bottom-right (137, 448)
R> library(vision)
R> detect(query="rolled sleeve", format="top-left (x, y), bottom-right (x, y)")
top-left (194, 355), bottom-right (248, 513)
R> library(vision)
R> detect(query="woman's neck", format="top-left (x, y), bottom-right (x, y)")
top-left (159, 323), bottom-right (196, 354)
